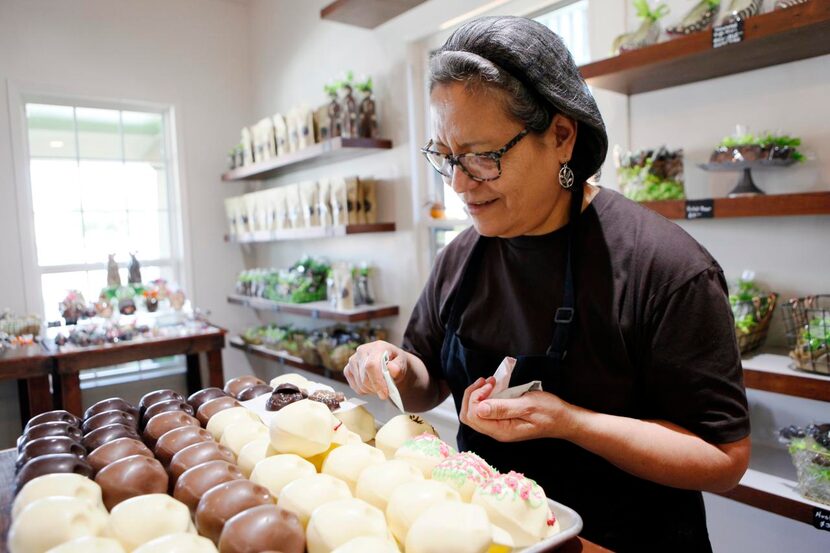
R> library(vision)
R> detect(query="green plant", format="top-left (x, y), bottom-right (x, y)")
top-left (704, 0), bottom-right (720, 8)
top-left (634, 0), bottom-right (669, 22)
top-left (729, 278), bottom-right (773, 334)
top-left (323, 82), bottom-right (340, 96)
top-left (355, 76), bottom-right (373, 94)
top-left (802, 315), bottom-right (830, 352)
top-left (618, 157), bottom-right (685, 202)
top-left (718, 132), bottom-right (805, 162)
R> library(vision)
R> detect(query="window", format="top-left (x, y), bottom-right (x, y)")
top-left (426, 0), bottom-right (591, 259)
top-left (25, 102), bottom-right (179, 321)
top-left (534, 0), bottom-right (590, 66)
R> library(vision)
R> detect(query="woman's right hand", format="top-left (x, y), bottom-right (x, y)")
top-left (343, 340), bottom-right (408, 400)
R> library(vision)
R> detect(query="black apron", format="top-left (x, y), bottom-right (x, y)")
top-left (438, 186), bottom-right (712, 552)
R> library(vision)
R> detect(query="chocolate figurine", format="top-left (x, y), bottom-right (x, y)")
top-left (357, 77), bottom-right (378, 139)
top-left (107, 254), bottom-right (121, 287)
top-left (128, 253), bottom-right (142, 284)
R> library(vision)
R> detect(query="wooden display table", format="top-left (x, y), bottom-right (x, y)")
top-left (0, 346), bottom-right (53, 426)
top-left (0, 443), bottom-right (610, 552)
top-left (49, 326), bottom-right (226, 416)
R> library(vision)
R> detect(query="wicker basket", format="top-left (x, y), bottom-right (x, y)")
top-left (782, 295), bottom-right (830, 375)
top-left (733, 293), bottom-right (777, 355)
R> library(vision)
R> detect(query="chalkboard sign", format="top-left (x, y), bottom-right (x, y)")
top-left (712, 20), bottom-right (744, 49)
top-left (685, 199), bottom-right (715, 220)
top-left (815, 507), bottom-right (830, 532)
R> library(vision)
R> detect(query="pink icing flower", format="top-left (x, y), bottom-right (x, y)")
top-left (547, 510), bottom-right (557, 526)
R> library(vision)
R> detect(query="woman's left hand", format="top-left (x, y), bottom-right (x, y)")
top-left (459, 377), bottom-right (576, 442)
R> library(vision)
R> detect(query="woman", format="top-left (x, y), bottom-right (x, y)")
top-left (345, 16), bottom-right (750, 552)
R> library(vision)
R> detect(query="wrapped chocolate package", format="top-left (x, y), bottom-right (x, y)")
top-left (241, 127), bottom-right (254, 166)
top-left (317, 178), bottom-right (332, 227)
top-left (360, 177), bottom-right (378, 224)
top-left (272, 113), bottom-right (288, 157)
top-left (298, 104), bottom-right (315, 150)
top-left (330, 177), bottom-right (348, 227)
top-left (284, 183), bottom-right (302, 229)
top-left (286, 108), bottom-right (300, 154)
top-left (300, 181), bottom-right (321, 227)
top-left (345, 176), bottom-right (363, 225)
top-left (315, 104), bottom-right (331, 142)
top-left (272, 187), bottom-right (289, 231)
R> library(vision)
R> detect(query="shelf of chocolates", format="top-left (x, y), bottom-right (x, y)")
top-left (227, 294), bottom-right (399, 323)
top-left (640, 191), bottom-right (830, 220)
top-left (742, 352), bottom-right (830, 403)
top-left (224, 222), bottom-right (396, 244)
top-left (580, 1), bottom-right (830, 95)
top-left (221, 137), bottom-right (393, 182)
top-left (6, 370), bottom-right (588, 552)
top-left (229, 337), bottom-right (349, 385)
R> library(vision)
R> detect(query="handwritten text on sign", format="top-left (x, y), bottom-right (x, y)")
top-left (712, 20), bottom-right (745, 49)
top-left (815, 507), bottom-right (830, 532)
top-left (685, 199), bottom-right (715, 220)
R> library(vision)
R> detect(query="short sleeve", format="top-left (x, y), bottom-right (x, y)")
top-left (642, 265), bottom-right (750, 444)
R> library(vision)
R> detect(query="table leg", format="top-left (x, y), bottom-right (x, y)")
top-left (186, 353), bottom-right (202, 395)
top-left (54, 372), bottom-right (83, 417)
top-left (17, 376), bottom-right (54, 427)
top-left (206, 349), bottom-right (224, 388)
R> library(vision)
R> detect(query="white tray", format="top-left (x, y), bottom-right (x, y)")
top-left (520, 499), bottom-right (583, 552)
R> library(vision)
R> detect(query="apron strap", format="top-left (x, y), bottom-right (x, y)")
top-left (546, 184), bottom-right (584, 360)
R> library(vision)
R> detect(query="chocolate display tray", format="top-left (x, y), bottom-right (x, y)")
top-left (525, 499), bottom-right (584, 552)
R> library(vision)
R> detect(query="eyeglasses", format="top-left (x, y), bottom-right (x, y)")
top-left (420, 128), bottom-right (529, 183)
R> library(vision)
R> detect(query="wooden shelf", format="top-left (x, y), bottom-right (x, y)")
top-left (742, 352), bottom-right (830, 402)
top-left (229, 337), bottom-right (348, 384)
top-left (714, 468), bottom-right (829, 525)
top-left (320, 0), bottom-right (426, 29)
top-left (221, 137), bottom-right (393, 181)
top-left (641, 191), bottom-right (830, 220)
top-left (228, 295), bottom-right (398, 322)
top-left (580, 1), bottom-right (830, 94)
top-left (225, 223), bottom-right (396, 243)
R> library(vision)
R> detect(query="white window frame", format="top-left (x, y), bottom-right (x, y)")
top-left (6, 81), bottom-right (193, 318)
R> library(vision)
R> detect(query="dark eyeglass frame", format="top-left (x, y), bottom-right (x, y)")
top-left (420, 128), bottom-right (530, 182)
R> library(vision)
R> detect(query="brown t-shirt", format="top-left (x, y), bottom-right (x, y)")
top-left (404, 187), bottom-right (749, 444)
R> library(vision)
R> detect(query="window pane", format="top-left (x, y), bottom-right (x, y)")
top-left (127, 211), bottom-right (170, 260)
top-left (26, 104), bottom-right (77, 159)
top-left (80, 160), bottom-right (127, 211)
top-left (534, 0), bottom-right (590, 65)
top-left (83, 211), bottom-right (129, 264)
top-left (123, 111), bottom-right (164, 162)
top-left (30, 159), bottom-right (81, 212)
top-left (125, 162), bottom-right (168, 211)
top-left (41, 271), bottom-right (89, 321)
top-left (76, 107), bottom-right (122, 160)
top-left (34, 211), bottom-right (85, 266)
top-left (86, 269), bottom-right (118, 294)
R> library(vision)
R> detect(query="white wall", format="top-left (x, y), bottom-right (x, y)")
top-left (0, 0), bottom-right (257, 444)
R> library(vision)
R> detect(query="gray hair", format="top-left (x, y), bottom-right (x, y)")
top-left (429, 50), bottom-right (554, 134)
top-left (429, 16), bottom-right (608, 187)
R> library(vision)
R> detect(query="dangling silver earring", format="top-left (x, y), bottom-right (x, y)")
top-left (559, 162), bottom-right (575, 189)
